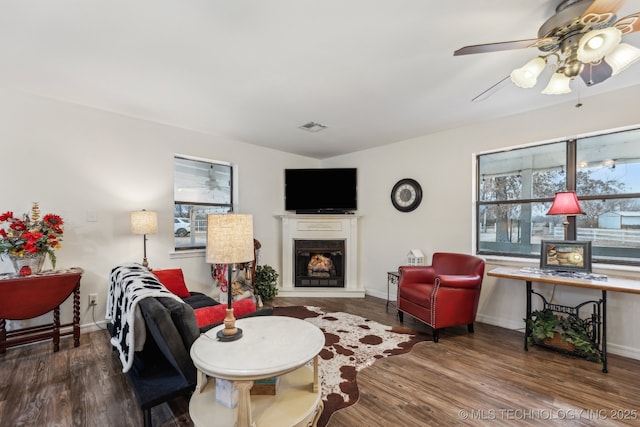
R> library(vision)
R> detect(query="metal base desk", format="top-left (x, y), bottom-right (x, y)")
top-left (488, 267), bottom-right (640, 373)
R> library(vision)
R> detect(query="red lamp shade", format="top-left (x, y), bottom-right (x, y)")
top-left (547, 191), bottom-right (584, 216)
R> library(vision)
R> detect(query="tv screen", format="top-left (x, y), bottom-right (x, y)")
top-left (285, 168), bottom-right (357, 213)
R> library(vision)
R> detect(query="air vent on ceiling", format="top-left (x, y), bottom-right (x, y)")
top-left (298, 122), bottom-right (328, 133)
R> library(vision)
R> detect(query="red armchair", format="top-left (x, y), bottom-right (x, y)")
top-left (398, 252), bottom-right (485, 342)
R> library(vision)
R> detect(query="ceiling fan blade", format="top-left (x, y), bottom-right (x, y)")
top-left (472, 76), bottom-right (511, 102)
top-left (580, 0), bottom-right (628, 27)
top-left (580, 61), bottom-right (613, 86)
top-left (454, 39), bottom-right (544, 56)
top-left (583, 0), bottom-right (628, 17)
top-left (614, 12), bottom-right (640, 34)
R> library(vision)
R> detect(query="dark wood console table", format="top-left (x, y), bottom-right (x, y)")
top-left (488, 267), bottom-right (640, 373)
top-left (0, 268), bottom-right (83, 353)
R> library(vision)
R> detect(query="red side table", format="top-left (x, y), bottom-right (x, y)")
top-left (0, 268), bottom-right (83, 353)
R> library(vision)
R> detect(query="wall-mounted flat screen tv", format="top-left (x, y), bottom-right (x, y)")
top-left (285, 168), bottom-right (357, 214)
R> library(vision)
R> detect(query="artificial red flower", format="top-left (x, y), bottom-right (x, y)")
top-left (24, 231), bottom-right (43, 242)
top-left (0, 211), bottom-right (13, 221)
top-left (9, 220), bottom-right (26, 231)
top-left (43, 214), bottom-right (63, 230)
top-left (24, 242), bottom-right (39, 253)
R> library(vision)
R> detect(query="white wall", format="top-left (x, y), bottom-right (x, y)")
top-left (0, 88), bottom-right (319, 331)
top-left (4, 84), bottom-right (640, 360)
top-left (325, 84), bottom-right (640, 360)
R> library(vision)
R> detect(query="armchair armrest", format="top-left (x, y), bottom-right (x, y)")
top-left (436, 274), bottom-right (482, 289)
top-left (399, 266), bottom-right (437, 285)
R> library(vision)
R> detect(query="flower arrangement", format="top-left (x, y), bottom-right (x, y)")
top-left (0, 202), bottom-right (64, 269)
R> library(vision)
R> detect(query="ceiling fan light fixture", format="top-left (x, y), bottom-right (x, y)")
top-left (541, 72), bottom-right (572, 95)
top-left (605, 43), bottom-right (640, 76)
top-left (510, 57), bottom-right (546, 88)
top-left (577, 27), bottom-right (622, 63)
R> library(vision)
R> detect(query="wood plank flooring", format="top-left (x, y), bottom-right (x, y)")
top-left (1, 295), bottom-right (640, 426)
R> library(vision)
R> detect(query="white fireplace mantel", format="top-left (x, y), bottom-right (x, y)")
top-left (279, 214), bottom-right (364, 298)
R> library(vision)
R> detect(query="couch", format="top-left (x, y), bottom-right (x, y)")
top-left (107, 264), bottom-right (271, 427)
top-left (397, 252), bottom-right (485, 342)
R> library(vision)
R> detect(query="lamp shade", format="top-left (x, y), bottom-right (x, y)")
top-left (206, 214), bottom-right (254, 264)
top-left (577, 27), bottom-right (622, 63)
top-left (510, 57), bottom-right (546, 88)
top-left (131, 210), bottom-right (158, 235)
top-left (606, 43), bottom-right (640, 76)
top-left (547, 191), bottom-right (584, 216)
top-left (541, 72), bottom-right (572, 95)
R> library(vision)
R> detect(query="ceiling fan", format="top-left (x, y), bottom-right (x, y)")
top-left (455, 0), bottom-right (640, 98)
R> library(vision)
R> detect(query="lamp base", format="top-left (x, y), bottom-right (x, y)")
top-left (216, 308), bottom-right (243, 342)
top-left (217, 327), bottom-right (243, 342)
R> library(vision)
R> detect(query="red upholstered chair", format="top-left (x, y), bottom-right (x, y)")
top-left (398, 252), bottom-right (485, 342)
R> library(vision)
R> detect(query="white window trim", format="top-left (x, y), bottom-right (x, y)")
top-left (173, 154), bottom-right (240, 256)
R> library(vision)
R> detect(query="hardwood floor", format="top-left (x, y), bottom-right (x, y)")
top-left (2, 295), bottom-right (640, 426)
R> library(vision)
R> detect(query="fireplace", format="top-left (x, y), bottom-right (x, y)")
top-left (280, 215), bottom-right (363, 298)
top-left (294, 239), bottom-right (345, 287)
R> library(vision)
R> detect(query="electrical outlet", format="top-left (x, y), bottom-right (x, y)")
top-left (89, 293), bottom-right (97, 307)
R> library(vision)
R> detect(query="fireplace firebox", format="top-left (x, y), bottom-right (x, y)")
top-left (294, 239), bottom-right (345, 287)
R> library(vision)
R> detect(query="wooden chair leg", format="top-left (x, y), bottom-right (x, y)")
top-left (468, 323), bottom-right (474, 333)
top-left (398, 311), bottom-right (404, 323)
top-left (432, 328), bottom-right (439, 342)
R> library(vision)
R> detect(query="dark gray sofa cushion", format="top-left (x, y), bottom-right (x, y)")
top-left (137, 297), bottom-right (197, 384)
top-left (157, 297), bottom-right (200, 353)
top-left (182, 291), bottom-right (219, 309)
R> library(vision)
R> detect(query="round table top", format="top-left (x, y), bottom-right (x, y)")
top-left (190, 316), bottom-right (325, 381)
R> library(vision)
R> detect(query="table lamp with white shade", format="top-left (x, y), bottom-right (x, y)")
top-left (207, 214), bottom-right (254, 342)
top-left (131, 209), bottom-right (158, 269)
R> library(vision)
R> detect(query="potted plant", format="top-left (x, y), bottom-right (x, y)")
top-left (526, 309), bottom-right (602, 362)
top-left (254, 265), bottom-right (279, 302)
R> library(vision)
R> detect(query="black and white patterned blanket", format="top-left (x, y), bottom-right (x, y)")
top-left (106, 263), bottom-right (184, 373)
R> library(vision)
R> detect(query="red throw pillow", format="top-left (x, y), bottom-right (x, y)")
top-left (153, 268), bottom-right (191, 298)
top-left (194, 299), bottom-right (257, 328)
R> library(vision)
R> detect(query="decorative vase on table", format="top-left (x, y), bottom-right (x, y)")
top-left (9, 252), bottom-right (46, 276)
top-left (1, 202), bottom-right (64, 276)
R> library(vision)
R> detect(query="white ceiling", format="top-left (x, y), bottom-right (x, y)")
top-left (2, 0), bottom-right (639, 159)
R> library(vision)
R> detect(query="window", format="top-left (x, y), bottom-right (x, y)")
top-left (174, 155), bottom-right (233, 250)
top-left (477, 127), bottom-right (640, 266)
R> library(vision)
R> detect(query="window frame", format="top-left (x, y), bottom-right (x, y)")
top-left (475, 127), bottom-right (640, 267)
top-left (173, 154), bottom-right (236, 252)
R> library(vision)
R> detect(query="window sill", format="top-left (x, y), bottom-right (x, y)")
top-left (170, 249), bottom-right (205, 259)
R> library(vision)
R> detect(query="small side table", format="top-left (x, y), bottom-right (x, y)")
top-left (0, 268), bottom-right (83, 353)
top-left (386, 271), bottom-right (399, 311)
top-left (189, 316), bottom-right (325, 427)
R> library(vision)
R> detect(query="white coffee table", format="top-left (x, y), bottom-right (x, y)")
top-left (189, 316), bottom-right (325, 427)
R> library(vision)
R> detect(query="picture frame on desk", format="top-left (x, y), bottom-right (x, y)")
top-left (540, 240), bottom-right (592, 273)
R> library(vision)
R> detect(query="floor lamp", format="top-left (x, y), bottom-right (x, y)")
top-left (547, 191), bottom-right (584, 240)
top-left (207, 214), bottom-right (254, 342)
top-left (131, 210), bottom-right (158, 269)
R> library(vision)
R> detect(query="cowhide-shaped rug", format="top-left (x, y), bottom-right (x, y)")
top-left (273, 305), bottom-right (428, 427)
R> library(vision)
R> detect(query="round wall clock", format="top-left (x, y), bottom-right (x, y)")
top-left (391, 178), bottom-right (422, 212)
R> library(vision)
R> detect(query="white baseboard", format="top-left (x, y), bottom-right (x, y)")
top-left (279, 288), bottom-right (365, 298)
top-left (80, 320), bottom-right (108, 334)
top-left (475, 314), bottom-right (640, 361)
